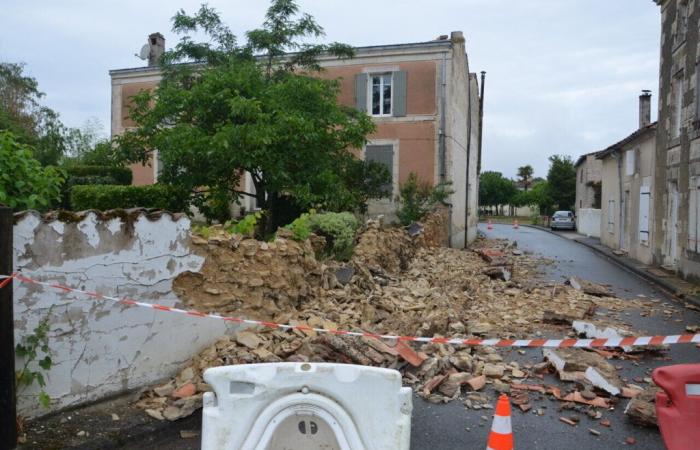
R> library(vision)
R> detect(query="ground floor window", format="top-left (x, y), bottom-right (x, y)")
top-left (364, 144), bottom-right (394, 196)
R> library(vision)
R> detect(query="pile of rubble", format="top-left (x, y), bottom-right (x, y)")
top-left (137, 214), bottom-right (668, 427)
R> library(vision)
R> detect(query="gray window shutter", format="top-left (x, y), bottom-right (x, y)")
top-left (393, 70), bottom-right (407, 117)
top-left (355, 73), bottom-right (367, 112)
top-left (365, 144), bottom-right (394, 194)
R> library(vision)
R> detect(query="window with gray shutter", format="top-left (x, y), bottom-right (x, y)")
top-left (365, 145), bottom-right (394, 195)
top-left (393, 70), bottom-right (407, 117)
top-left (355, 73), bottom-right (367, 112)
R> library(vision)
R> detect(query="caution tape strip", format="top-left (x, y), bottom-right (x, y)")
top-left (2, 272), bottom-right (700, 348)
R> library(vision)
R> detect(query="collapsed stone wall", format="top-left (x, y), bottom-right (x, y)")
top-left (173, 211), bottom-right (448, 322)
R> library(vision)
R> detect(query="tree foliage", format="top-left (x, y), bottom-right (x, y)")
top-left (0, 131), bottom-right (64, 210)
top-left (116, 1), bottom-right (388, 230)
top-left (512, 180), bottom-right (554, 215)
top-left (546, 155), bottom-right (576, 210)
top-left (396, 172), bottom-right (452, 226)
top-left (0, 62), bottom-right (67, 166)
top-left (516, 165), bottom-right (534, 191)
top-left (479, 171), bottom-right (517, 209)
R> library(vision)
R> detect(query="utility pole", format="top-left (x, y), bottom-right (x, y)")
top-left (0, 206), bottom-right (16, 449)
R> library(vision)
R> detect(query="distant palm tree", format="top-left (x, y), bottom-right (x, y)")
top-left (517, 165), bottom-right (534, 191)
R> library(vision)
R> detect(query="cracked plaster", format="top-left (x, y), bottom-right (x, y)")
top-left (13, 211), bottom-right (233, 418)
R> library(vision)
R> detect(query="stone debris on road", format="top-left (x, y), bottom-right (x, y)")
top-left (134, 212), bottom-right (680, 431)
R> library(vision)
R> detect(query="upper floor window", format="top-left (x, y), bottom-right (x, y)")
top-left (371, 73), bottom-right (392, 116)
top-left (671, 71), bottom-right (684, 139)
top-left (354, 71), bottom-right (407, 117)
top-left (675, 1), bottom-right (689, 47)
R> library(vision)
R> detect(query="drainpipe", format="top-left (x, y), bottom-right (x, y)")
top-left (477, 71), bottom-right (486, 175)
top-left (464, 72), bottom-right (473, 248)
top-left (616, 151), bottom-right (624, 249)
top-left (439, 52), bottom-right (447, 183)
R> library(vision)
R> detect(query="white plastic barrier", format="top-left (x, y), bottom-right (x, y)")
top-left (201, 362), bottom-right (412, 450)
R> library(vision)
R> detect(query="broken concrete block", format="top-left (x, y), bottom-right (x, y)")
top-left (543, 348), bottom-right (623, 395)
top-left (568, 277), bottom-right (611, 296)
top-left (466, 375), bottom-right (486, 391)
top-left (235, 331), bottom-right (262, 349)
top-left (483, 364), bottom-right (505, 378)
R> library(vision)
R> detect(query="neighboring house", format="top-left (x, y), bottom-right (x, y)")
top-left (574, 150), bottom-right (603, 237)
top-left (653, 0), bottom-right (700, 278)
top-left (110, 31), bottom-right (481, 248)
top-left (574, 152), bottom-right (602, 211)
top-left (596, 92), bottom-right (657, 264)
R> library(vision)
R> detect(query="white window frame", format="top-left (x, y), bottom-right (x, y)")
top-left (639, 186), bottom-right (651, 246)
top-left (245, 171), bottom-right (263, 212)
top-left (368, 73), bottom-right (393, 117)
top-left (625, 149), bottom-right (636, 176)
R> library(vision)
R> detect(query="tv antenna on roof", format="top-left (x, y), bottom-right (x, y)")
top-left (135, 43), bottom-right (150, 60)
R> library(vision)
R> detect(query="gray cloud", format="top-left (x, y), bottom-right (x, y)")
top-left (0, 0), bottom-right (660, 178)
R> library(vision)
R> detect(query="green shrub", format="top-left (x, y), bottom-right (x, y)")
top-left (286, 211), bottom-right (314, 241)
top-left (226, 211), bottom-right (262, 238)
top-left (64, 165), bottom-right (132, 185)
top-left (286, 210), bottom-right (359, 261)
top-left (70, 184), bottom-right (188, 212)
top-left (0, 131), bottom-right (65, 210)
top-left (396, 172), bottom-right (453, 226)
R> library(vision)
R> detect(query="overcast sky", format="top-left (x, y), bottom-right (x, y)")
top-left (0, 0), bottom-right (660, 179)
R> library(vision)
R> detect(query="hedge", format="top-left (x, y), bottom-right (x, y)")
top-left (70, 184), bottom-right (188, 212)
top-left (59, 175), bottom-right (118, 209)
top-left (64, 165), bottom-right (132, 185)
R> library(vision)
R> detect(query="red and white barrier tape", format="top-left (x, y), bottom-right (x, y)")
top-left (2, 272), bottom-right (699, 348)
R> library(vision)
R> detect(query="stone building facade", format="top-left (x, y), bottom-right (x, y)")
top-left (654, 0), bottom-right (700, 278)
top-left (597, 119), bottom-right (657, 265)
top-left (110, 32), bottom-right (481, 248)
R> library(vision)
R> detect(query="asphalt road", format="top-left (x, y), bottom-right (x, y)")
top-left (121, 224), bottom-right (699, 450)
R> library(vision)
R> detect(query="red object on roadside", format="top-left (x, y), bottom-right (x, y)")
top-left (653, 364), bottom-right (700, 450)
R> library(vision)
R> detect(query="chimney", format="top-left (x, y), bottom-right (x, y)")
top-left (639, 90), bottom-right (651, 128)
top-left (148, 32), bottom-right (165, 67)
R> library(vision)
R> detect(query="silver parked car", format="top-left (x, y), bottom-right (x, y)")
top-left (550, 210), bottom-right (576, 231)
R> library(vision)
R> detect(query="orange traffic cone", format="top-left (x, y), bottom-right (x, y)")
top-left (486, 394), bottom-right (514, 450)
top-left (487, 219), bottom-right (493, 230)
top-left (513, 219), bottom-right (519, 229)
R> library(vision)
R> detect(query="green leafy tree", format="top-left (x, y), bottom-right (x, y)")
top-left (0, 62), bottom-right (67, 166)
top-left (479, 171), bottom-right (517, 214)
top-left (547, 155), bottom-right (576, 210)
top-left (0, 131), bottom-right (65, 210)
top-left (116, 1), bottom-right (388, 233)
top-left (512, 180), bottom-right (553, 215)
top-left (516, 165), bottom-right (534, 191)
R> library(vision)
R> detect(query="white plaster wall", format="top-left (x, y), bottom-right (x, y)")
top-left (445, 33), bottom-right (470, 248)
top-left (12, 211), bottom-right (232, 418)
top-left (466, 75), bottom-right (480, 245)
top-left (577, 209), bottom-right (602, 238)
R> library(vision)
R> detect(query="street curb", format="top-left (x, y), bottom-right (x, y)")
top-left (517, 224), bottom-right (700, 308)
top-left (571, 237), bottom-right (700, 308)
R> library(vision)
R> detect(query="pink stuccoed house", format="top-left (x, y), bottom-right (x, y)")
top-left (110, 31), bottom-right (482, 248)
